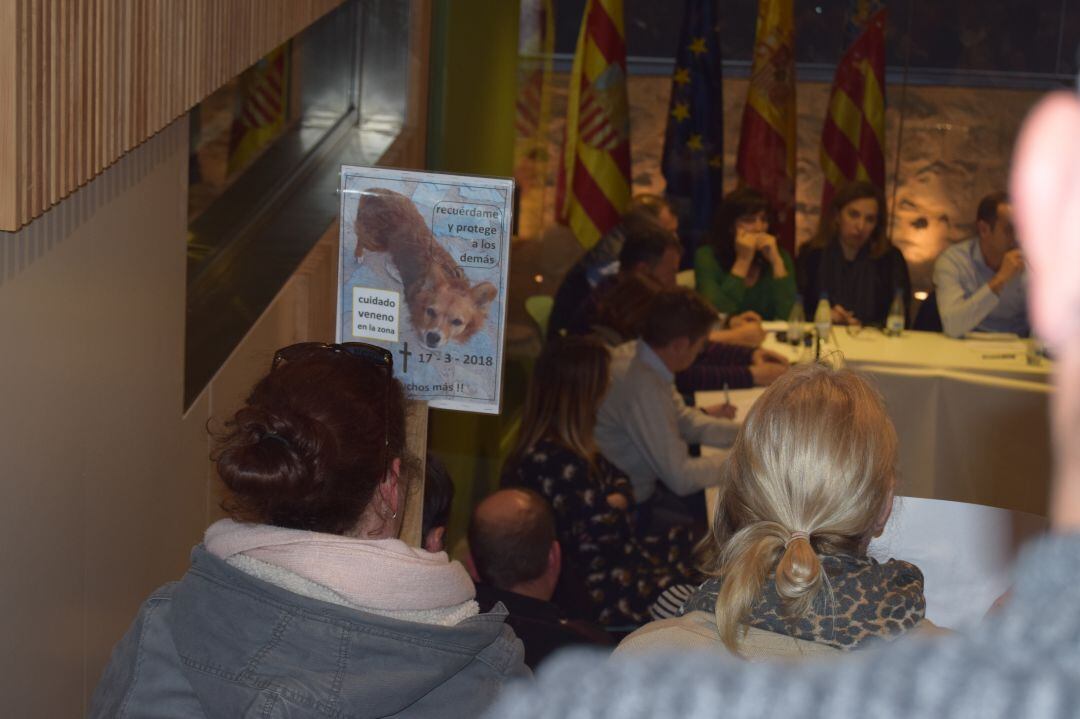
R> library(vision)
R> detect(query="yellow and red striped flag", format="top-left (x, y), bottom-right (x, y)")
top-left (556, 0), bottom-right (631, 249)
top-left (820, 5), bottom-right (886, 210)
top-left (735, 0), bottom-right (796, 253)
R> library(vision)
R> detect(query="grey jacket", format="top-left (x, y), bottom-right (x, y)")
top-left (89, 546), bottom-right (529, 718)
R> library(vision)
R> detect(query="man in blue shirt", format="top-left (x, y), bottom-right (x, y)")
top-left (933, 191), bottom-right (1029, 337)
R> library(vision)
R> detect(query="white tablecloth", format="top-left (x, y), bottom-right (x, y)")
top-left (869, 496), bottom-right (1046, 630)
top-left (699, 329), bottom-right (1053, 515)
top-left (762, 323), bottom-right (1050, 383)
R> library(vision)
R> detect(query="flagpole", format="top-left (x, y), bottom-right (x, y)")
top-left (887, 0), bottom-right (914, 245)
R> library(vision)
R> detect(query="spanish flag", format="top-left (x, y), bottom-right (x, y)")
top-left (557, 0), bottom-right (631, 249)
top-left (819, 6), bottom-right (886, 211)
top-left (735, 0), bottom-right (796, 253)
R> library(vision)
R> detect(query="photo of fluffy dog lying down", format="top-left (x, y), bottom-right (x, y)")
top-left (354, 187), bottom-right (497, 349)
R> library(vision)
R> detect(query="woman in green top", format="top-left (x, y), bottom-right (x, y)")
top-left (695, 187), bottom-right (797, 320)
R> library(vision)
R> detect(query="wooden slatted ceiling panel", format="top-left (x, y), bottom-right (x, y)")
top-left (0, 0), bottom-right (348, 232)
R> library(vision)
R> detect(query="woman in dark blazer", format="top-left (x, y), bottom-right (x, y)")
top-left (798, 181), bottom-right (911, 326)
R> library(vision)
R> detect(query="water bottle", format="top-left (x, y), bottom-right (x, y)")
top-left (885, 291), bottom-right (905, 337)
top-left (813, 292), bottom-right (832, 345)
top-left (787, 297), bottom-right (805, 346)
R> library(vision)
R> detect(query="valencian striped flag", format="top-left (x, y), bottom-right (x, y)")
top-left (227, 43), bottom-right (290, 176)
top-left (661, 0), bottom-right (724, 265)
top-left (735, 0), bottom-right (796, 253)
top-left (514, 0), bottom-right (556, 238)
top-left (557, 0), bottom-right (631, 249)
top-left (515, 0), bottom-right (555, 142)
top-left (820, 3), bottom-right (887, 210)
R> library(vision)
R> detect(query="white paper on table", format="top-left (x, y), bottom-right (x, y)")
top-left (676, 269), bottom-right (696, 289)
top-left (963, 331), bottom-right (1020, 341)
top-left (696, 387), bottom-right (767, 425)
top-left (761, 320), bottom-right (788, 333)
top-left (962, 340), bottom-right (1026, 357)
top-left (868, 496), bottom-right (1047, 630)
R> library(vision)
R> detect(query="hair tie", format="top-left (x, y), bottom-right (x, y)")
top-left (785, 530), bottom-right (810, 547)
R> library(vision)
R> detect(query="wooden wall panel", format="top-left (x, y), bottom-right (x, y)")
top-left (0, 2), bottom-right (15, 228)
top-left (0, 0), bottom-right (348, 231)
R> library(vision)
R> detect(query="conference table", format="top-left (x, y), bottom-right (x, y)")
top-left (698, 326), bottom-right (1053, 516)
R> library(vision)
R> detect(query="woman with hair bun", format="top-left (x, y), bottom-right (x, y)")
top-left (90, 343), bottom-right (527, 719)
top-left (616, 363), bottom-right (934, 659)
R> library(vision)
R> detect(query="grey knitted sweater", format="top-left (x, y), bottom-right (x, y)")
top-left (484, 534), bottom-right (1080, 718)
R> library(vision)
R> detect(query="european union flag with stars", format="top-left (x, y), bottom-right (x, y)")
top-left (661, 0), bottom-right (724, 267)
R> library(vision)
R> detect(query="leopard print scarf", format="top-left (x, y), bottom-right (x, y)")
top-left (681, 554), bottom-right (925, 650)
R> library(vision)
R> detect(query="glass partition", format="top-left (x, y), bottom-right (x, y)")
top-left (184, 0), bottom-right (415, 408)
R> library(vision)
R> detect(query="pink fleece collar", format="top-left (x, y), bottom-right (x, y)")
top-left (204, 519), bottom-right (475, 611)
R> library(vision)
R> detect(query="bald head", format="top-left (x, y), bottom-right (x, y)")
top-left (468, 488), bottom-right (556, 591)
top-left (474, 488), bottom-right (545, 525)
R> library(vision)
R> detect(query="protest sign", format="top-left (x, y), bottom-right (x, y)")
top-left (337, 167), bottom-right (513, 414)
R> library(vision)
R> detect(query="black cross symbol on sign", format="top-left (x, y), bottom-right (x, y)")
top-left (397, 342), bottom-right (412, 373)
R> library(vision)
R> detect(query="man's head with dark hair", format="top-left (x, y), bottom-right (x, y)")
top-left (468, 488), bottom-right (560, 597)
top-left (594, 272), bottom-right (665, 341)
top-left (642, 287), bottom-right (718, 349)
top-left (976, 191), bottom-right (1010, 228)
top-left (631, 193), bottom-right (678, 233)
top-left (640, 287), bottom-right (719, 374)
top-left (422, 454), bottom-right (454, 553)
top-left (618, 209), bottom-right (683, 288)
top-left (975, 190), bottom-right (1016, 266)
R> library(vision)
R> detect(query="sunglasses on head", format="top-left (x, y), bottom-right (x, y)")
top-left (271, 342), bottom-right (396, 498)
top-left (272, 342), bottom-right (393, 373)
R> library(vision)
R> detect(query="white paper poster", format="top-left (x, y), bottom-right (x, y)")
top-left (336, 166), bottom-right (514, 414)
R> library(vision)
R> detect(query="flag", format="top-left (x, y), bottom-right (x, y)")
top-left (735, 0), bottom-right (796, 253)
top-left (661, 0), bottom-right (724, 266)
top-left (557, 0), bottom-right (632, 249)
top-left (515, 0), bottom-right (555, 142)
top-left (820, 4), bottom-right (886, 211)
top-left (227, 44), bottom-right (290, 176)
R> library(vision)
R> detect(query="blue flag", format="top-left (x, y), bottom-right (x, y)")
top-left (661, 0), bottom-right (724, 268)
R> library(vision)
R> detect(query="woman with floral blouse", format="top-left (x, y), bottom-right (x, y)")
top-left (502, 336), bottom-right (697, 627)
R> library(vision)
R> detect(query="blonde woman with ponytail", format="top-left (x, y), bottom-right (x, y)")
top-left (617, 363), bottom-right (933, 659)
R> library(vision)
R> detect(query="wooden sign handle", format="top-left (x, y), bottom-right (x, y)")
top-left (399, 399), bottom-right (429, 547)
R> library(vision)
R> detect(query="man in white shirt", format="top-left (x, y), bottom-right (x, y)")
top-left (596, 287), bottom-right (737, 507)
top-left (933, 191), bottom-right (1029, 337)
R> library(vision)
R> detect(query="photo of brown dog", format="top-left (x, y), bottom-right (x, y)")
top-left (354, 188), bottom-right (497, 349)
